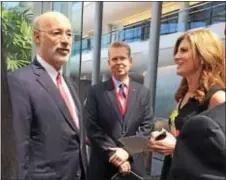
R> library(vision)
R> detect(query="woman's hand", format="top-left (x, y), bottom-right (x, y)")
top-left (147, 131), bottom-right (176, 156)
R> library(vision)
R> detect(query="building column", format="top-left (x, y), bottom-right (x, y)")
top-left (92, 2), bottom-right (103, 85)
top-left (144, 3), bottom-right (162, 175)
top-left (177, 2), bottom-right (189, 32)
top-left (144, 2), bottom-right (162, 111)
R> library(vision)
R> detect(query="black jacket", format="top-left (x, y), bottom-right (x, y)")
top-left (168, 102), bottom-right (225, 180)
top-left (85, 78), bottom-right (154, 180)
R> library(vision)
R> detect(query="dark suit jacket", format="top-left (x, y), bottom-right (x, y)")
top-left (8, 59), bottom-right (88, 180)
top-left (85, 78), bottom-right (154, 180)
top-left (168, 102), bottom-right (226, 180)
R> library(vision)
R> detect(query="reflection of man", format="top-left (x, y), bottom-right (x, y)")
top-left (85, 41), bottom-right (153, 180)
top-left (168, 102), bottom-right (225, 180)
top-left (8, 12), bottom-right (87, 180)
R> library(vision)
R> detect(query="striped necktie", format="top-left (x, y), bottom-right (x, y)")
top-left (118, 83), bottom-right (127, 115)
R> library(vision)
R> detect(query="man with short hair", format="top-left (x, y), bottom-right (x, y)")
top-left (8, 11), bottom-right (87, 180)
top-left (85, 41), bottom-right (154, 180)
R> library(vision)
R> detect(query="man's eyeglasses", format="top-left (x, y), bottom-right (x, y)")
top-left (35, 29), bottom-right (73, 40)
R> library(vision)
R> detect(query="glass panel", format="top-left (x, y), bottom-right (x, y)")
top-left (71, 2), bottom-right (83, 83)
top-left (141, 23), bottom-right (150, 40)
top-left (82, 39), bottom-right (88, 51)
top-left (53, 2), bottom-right (84, 98)
top-left (160, 12), bottom-right (178, 35)
top-left (154, 66), bottom-right (181, 118)
top-left (53, 2), bottom-right (63, 12)
top-left (212, 2), bottom-right (226, 24)
top-left (90, 37), bottom-right (94, 49)
top-left (169, 22), bottom-right (177, 33)
top-left (135, 27), bottom-right (142, 40)
top-left (160, 24), bottom-right (169, 34)
top-left (123, 26), bottom-right (142, 43)
top-left (190, 21), bottom-right (206, 29)
top-left (101, 33), bottom-right (111, 48)
top-left (143, 65), bottom-right (181, 177)
top-left (188, 3), bottom-right (209, 29)
top-left (78, 2), bottom-right (225, 55)
top-left (118, 30), bottom-right (124, 41)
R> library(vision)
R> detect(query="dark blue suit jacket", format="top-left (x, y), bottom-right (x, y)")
top-left (85, 78), bottom-right (154, 180)
top-left (168, 102), bottom-right (225, 180)
top-left (8, 59), bottom-right (88, 180)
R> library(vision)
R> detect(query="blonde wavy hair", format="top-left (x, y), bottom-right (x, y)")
top-left (174, 29), bottom-right (225, 103)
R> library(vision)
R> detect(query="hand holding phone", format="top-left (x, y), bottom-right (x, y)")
top-left (151, 128), bottom-right (167, 141)
top-left (148, 129), bottom-right (176, 155)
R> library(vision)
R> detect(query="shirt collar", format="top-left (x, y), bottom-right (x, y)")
top-left (36, 54), bottom-right (63, 81)
top-left (112, 75), bottom-right (129, 89)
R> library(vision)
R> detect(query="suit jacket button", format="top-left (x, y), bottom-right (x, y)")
top-left (75, 170), bottom-right (81, 179)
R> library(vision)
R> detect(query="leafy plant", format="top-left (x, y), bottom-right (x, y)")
top-left (1, 4), bottom-right (33, 71)
top-left (6, 58), bottom-right (30, 71)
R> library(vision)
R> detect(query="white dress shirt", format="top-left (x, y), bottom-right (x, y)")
top-left (37, 55), bottom-right (79, 128)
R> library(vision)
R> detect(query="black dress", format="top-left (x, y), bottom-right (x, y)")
top-left (160, 87), bottom-right (223, 180)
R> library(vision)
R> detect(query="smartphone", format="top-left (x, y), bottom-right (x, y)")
top-left (154, 131), bottom-right (167, 141)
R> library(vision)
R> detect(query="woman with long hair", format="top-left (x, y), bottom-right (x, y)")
top-left (148, 29), bottom-right (225, 179)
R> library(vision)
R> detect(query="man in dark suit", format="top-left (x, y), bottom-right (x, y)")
top-left (85, 41), bottom-right (154, 180)
top-left (8, 12), bottom-right (87, 180)
top-left (168, 102), bottom-right (225, 180)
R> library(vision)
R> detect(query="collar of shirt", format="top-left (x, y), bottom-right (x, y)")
top-left (36, 54), bottom-right (63, 85)
top-left (112, 75), bottom-right (129, 92)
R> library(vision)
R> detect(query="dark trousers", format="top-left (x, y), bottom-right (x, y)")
top-left (160, 155), bottom-right (172, 180)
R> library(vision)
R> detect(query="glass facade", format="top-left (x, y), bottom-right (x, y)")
top-left (188, 2), bottom-right (226, 29)
top-left (2, 1), bottom-right (225, 96)
top-left (211, 2), bottom-right (226, 23)
top-left (161, 11), bottom-right (178, 34)
top-left (72, 1), bottom-right (225, 55)
top-left (53, 2), bottom-right (83, 81)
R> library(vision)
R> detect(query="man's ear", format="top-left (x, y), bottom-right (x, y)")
top-left (33, 30), bottom-right (40, 45)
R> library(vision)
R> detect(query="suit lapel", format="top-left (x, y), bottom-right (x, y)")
top-left (32, 59), bottom-right (79, 133)
top-left (105, 79), bottom-right (123, 123)
top-left (64, 76), bottom-right (82, 134)
top-left (124, 81), bottom-right (138, 121)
